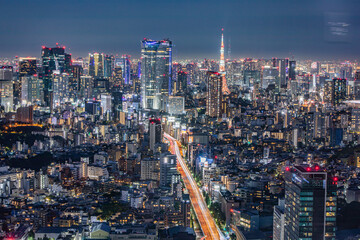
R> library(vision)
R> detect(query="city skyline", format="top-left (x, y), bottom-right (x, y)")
top-left (1, 1), bottom-right (360, 240)
top-left (0, 0), bottom-right (360, 59)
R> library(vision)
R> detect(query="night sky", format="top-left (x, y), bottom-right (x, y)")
top-left (0, 0), bottom-right (359, 60)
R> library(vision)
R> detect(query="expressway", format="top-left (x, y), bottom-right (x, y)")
top-left (164, 133), bottom-right (225, 240)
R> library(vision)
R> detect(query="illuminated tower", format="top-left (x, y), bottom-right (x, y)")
top-left (220, 29), bottom-right (230, 95)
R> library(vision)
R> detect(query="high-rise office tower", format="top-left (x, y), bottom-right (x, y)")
top-left (310, 74), bottom-right (317, 92)
top-left (19, 57), bottom-right (37, 77)
top-left (219, 29), bottom-right (230, 95)
top-left (79, 76), bottom-right (93, 100)
top-left (354, 72), bottom-right (360, 100)
top-left (113, 57), bottom-right (123, 87)
top-left (94, 53), bottom-right (104, 78)
top-left (103, 55), bottom-right (113, 78)
top-left (186, 63), bottom-right (196, 85)
top-left (100, 93), bottom-right (112, 114)
top-left (0, 66), bottom-right (13, 112)
top-left (273, 199), bottom-right (285, 240)
top-left (89, 53), bottom-right (104, 78)
top-left (52, 73), bottom-right (69, 109)
top-left (111, 90), bottom-right (122, 118)
top-left (324, 79), bottom-right (333, 104)
top-left (278, 59), bottom-right (288, 89)
top-left (64, 53), bottom-right (72, 73)
top-left (206, 71), bottom-right (223, 118)
top-left (174, 71), bottom-right (187, 94)
top-left (172, 63), bottom-right (181, 88)
top-left (149, 118), bottom-right (162, 152)
top-left (21, 75), bottom-right (43, 105)
top-left (160, 153), bottom-right (177, 188)
top-left (289, 60), bottom-right (296, 81)
top-left (332, 78), bottom-right (347, 106)
top-left (41, 45), bottom-right (71, 106)
top-left (69, 65), bottom-right (83, 97)
top-left (19, 58), bottom-right (38, 105)
top-left (88, 53), bottom-right (95, 77)
top-left (132, 61), bottom-right (141, 93)
top-left (141, 39), bottom-right (172, 110)
top-left (121, 55), bottom-right (131, 85)
top-left (282, 165), bottom-right (337, 240)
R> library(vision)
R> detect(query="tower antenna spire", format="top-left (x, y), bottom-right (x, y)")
top-left (220, 28), bottom-right (230, 95)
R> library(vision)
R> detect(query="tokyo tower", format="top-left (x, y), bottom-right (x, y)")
top-left (220, 28), bottom-right (230, 95)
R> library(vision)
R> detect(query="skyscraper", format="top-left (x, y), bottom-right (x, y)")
top-left (103, 55), bottom-right (113, 78)
top-left (289, 60), bottom-right (296, 81)
top-left (121, 55), bottom-right (131, 85)
top-left (94, 53), bottom-right (104, 78)
top-left (149, 118), bottom-right (162, 152)
top-left (88, 53), bottom-right (106, 78)
top-left (141, 39), bottom-right (172, 110)
top-left (206, 71), bottom-right (223, 118)
top-left (21, 75), bottom-right (43, 105)
top-left (52, 73), bottom-right (69, 108)
top-left (0, 66), bottom-right (13, 112)
top-left (69, 65), bottom-right (83, 97)
top-left (332, 78), bottom-right (347, 106)
top-left (354, 72), bottom-right (360, 100)
top-left (160, 153), bottom-right (177, 188)
top-left (100, 93), bottom-right (112, 114)
top-left (278, 59), bottom-right (288, 89)
top-left (174, 71), bottom-right (187, 94)
top-left (111, 90), bottom-right (122, 119)
top-left (282, 165), bottom-right (337, 240)
top-left (88, 53), bottom-right (95, 77)
top-left (219, 29), bottom-right (230, 95)
top-left (41, 45), bottom-right (71, 106)
top-left (113, 58), bottom-right (123, 87)
top-left (273, 199), bottom-right (285, 240)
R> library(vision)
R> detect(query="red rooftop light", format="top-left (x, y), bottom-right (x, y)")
top-left (315, 166), bottom-right (320, 171)
top-left (334, 177), bottom-right (338, 182)
top-left (285, 167), bottom-right (290, 171)
top-left (306, 167), bottom-right (311, 172)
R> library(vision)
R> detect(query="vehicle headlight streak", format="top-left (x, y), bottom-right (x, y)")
top-left (164, 133), bottom-right (225, 240)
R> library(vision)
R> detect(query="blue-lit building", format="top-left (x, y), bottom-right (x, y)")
top-left (121, 55), bottom-right (131, 85)
top-left (141, 39), bottom-right (172, 110)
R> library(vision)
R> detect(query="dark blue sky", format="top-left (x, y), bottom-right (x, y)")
top-left (0, 0), bottom-right (359, 60)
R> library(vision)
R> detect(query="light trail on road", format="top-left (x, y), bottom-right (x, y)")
top-left (164, 133), bottom-right (225, 240)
